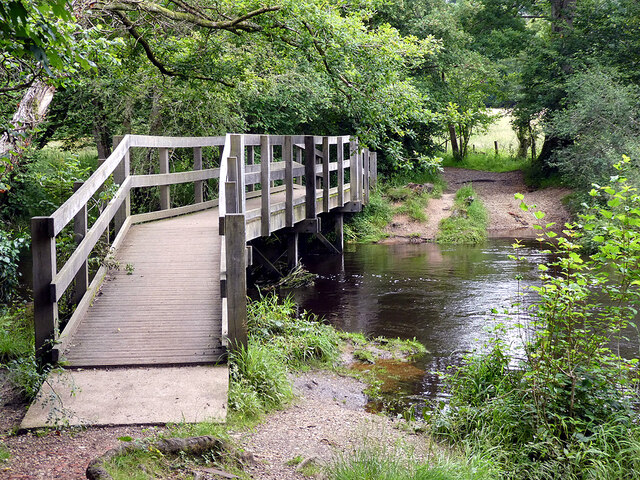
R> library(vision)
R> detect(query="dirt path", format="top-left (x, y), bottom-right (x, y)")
top-left (1, 370), bottom-right (429, 480)
top-left (383, 168), bottom-right (572, 242)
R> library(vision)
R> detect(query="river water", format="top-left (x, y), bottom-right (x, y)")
top-left (284, 240), bottom-right (605, 410)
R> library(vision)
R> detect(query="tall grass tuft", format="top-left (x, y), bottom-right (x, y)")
top-left (344, 191), bottom-right (394, 243)
top-left (328, 445), bottom-right (497, 480)
top-left (436, 185), bottom-right (487, 244)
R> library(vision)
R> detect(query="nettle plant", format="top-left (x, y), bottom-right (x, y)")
top-left (517, 155), bottom-right (640, 442)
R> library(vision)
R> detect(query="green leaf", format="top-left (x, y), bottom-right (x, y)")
top-left (514, 193), bottom-right (524, 200)
top-left (534, 211), bottom-right (546, 220)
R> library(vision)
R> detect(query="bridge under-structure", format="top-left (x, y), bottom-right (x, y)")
top-left (22, 133), bottom-right (376, 427)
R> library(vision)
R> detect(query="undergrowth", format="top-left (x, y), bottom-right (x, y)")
top-left (344, 190), bottom-right (393, 243)
top-left (436, 185), bottom-right (487, 244)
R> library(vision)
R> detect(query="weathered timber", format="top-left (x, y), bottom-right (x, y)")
top-left (284, 136), bottom-right (294, 228)
top-left (305, 136), bottom-right (317, 219)
top-left (260, 135), bottom-right (271, 237)
top-left (194, 146), bottom-right (204, 203)
top-left (225, 213), bottom-right (247, 350)
top-left (71, 182), bottom-right (88, 307)
top-left (159, 147), bottom-right (170, 210)
top-left (322, 137), bottom-right (330, 213)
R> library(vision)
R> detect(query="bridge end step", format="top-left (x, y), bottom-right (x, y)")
top-left (20, 365), bottom-right (228, 429)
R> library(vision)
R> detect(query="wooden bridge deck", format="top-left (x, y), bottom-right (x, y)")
top-left (63, 209), bottom-right (224, 367)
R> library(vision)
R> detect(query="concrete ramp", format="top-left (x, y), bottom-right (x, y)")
top-left (21, 365), bottom-right (228, 429)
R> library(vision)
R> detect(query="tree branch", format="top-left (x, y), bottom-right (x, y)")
top-left (100, 0), bottom-right (280, 32)
top-left (112, 10), bottom-right (235, 87)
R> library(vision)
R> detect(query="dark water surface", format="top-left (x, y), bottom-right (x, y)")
top-left (286, 240), bottom-right (553, 406)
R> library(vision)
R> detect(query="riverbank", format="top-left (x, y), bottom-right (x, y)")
top-left (382, 167), bottom-right (571, 242)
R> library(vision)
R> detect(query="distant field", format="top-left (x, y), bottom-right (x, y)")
top-left (441, 108), bottom-right (543, 158)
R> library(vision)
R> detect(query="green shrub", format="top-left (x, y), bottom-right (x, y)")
top-left (0, 230), bottom-right (27, 310)
top-left (0, 306), bottom-right (33, 362)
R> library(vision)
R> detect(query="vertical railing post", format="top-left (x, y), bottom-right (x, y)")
top-left (350, 139), bottom-right (361, 203)
top-left (114, 146), bottom-right (130, 235)
top-left (363, 148), bottom-right (370, 204)
top-left (194, 146), bottom-right (203, 203)
top-left (304, 136), bottom-right (317, 219)
top-left (284, 136), bottom-right (294, 228)
top-left (337, 137), bottom-right (344, 206)
top-left (230, 135), bottom-right (245, 213)
top-left (31, 216), bottom-right (57, 364)
top-left (295, 146), bottom-right (303, 185)
top-left (371, 151), bottom-right (378, 188)
top-left (226, 157), bottom-right (239, 214)
top-left (246, 145), bottom-right (255, 192)
top-left (322, 137), bottom-right (330, 213)
top-left (159, 147), bottom-right (170, 210)
top-left (260, 135), bottom-right (271, 237)
top-left (72, 182), bottom-right (88, 307)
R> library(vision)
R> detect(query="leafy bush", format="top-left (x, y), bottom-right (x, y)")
top-left (0, 306), bottom-right (33, 362)
top-left (547, 67), bottom-right (640, 189)
top-left (435, 160), bottom-right (640, 479)
top-left (0, 229), bottom-right (27, 309)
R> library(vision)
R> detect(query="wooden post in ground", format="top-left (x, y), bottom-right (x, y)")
top-left (194, 146), bottom-right (203, 203)
top-left (260, 135), bottom-right (271, 237)
top-left (113, 146), bottom-right (130, 235)
top-left (159, 147), bottom-right (170, 210)
top-left (72, 182), bottom-right (88, 307)
top-left (371, 151), bottom-right (378, 189)
top-left (334, 213), bottom-right (344, 254)
top-left (31, 216), bottom-right (57, 364)
top-left (287, 230), bottom-right (299, 270)
top-left (305, 136), bottom-right (317, 219)
top-left (494, 141), bottom-right (499, 156)
top-left (225, 213), bottom-right (247, 350)
top-left (284, 136), bottom-right (294, 228)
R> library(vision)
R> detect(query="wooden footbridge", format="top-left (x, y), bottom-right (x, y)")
top-left (31, 134), bottom-right (377, 367)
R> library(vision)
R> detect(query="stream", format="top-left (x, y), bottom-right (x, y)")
top-left (286, 240), bottom-right (640, 413)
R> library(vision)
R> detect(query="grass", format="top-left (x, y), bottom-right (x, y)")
top-left (441, 152), bottom-right (530, 173)
top-left (0, 306), bottom-right (33, 363)
top-left (327, 444), bottom-right (498, 480)
top-left (436, 185), bottom-right (488, 245)
top-left (344, 190), bottom-right (394, 243)
top-left (0, 443), bottom-right (10, 462)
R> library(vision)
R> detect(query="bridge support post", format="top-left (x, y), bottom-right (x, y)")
top-left (193, 146), bottom-right (203, 203)
top-left (287, 230), bottom-right (299, 270)
top-left (225, 213), bottom-right (248, 351)
top-left (334, 213), bottom-right (344, 254)
top-left (32, 216), bottom-right (58, 364)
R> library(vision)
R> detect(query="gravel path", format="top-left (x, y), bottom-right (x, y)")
top-left (384, 167), bottom-right (571, 241)
top-left (1, 370), bottom-right (429, 480)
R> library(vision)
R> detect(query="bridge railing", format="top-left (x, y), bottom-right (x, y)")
top-left (32, 133), bottom-right (376, 362)
top-left (218, 134), bottom-right (377, 349)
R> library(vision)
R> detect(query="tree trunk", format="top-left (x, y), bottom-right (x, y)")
top-left (448, 123), bottom-right (460, 161)
top-left (0, 80), bottom-right (56, 157)
top-left (516, 123), bottom-right (531, 159)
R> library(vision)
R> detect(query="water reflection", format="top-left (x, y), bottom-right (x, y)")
top-left (286, 240), bottom-right (550, 403)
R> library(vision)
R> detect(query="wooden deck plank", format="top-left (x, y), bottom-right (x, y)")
top-left (63, 208), bottom-right (223, 367)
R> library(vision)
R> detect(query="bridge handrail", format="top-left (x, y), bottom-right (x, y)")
top-left (32, 133), bottom-right (377, 362)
